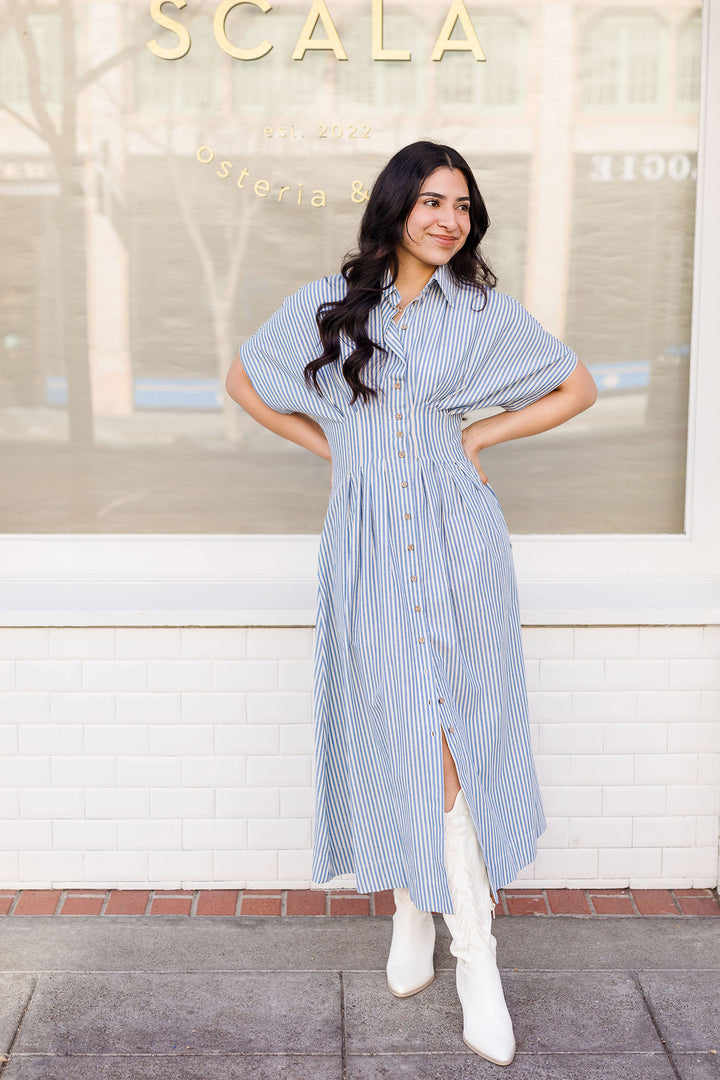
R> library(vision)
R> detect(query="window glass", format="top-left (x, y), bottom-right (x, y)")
top-left (0, 1), bottom-right (702, 535)
top-left (435, 11), bottom-right (527, 109)
top-left (0, 13), bottom-right (63, 108)
top-left (581, 12), bottom-right (668, 112)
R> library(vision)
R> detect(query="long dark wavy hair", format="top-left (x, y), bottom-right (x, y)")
top-left (304, 140), bottom-right (497, 406)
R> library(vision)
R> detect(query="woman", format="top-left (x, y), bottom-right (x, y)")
top-left (225, 140), bottom-right (597, 1066)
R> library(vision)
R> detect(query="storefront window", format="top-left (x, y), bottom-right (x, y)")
top-left (0, 0), bottom-right (702, 535)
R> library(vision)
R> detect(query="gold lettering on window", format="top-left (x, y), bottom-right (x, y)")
top-left (291, 0), bottom-right (348, 61)
top-left (431, 0), bottom-right (485, 62)
top-left (213, 0), bottom-right (273, 61)
top-left (371, 0), bottom-right (410, 61)
top-left (147, 0), bottom-right (191, 61)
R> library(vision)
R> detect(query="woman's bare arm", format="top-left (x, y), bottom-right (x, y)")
top-left (461, 358), bottom-right (597, 481)
top-left (225, 354), bottom-right (332, 463)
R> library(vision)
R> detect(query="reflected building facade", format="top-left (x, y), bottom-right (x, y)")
top-left (0, 1), bottom-right (701, 533)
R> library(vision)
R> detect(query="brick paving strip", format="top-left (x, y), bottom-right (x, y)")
top-left (0, 887), bottom-right (718, 917)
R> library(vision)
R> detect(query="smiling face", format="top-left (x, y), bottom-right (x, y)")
top-left (397, 166), bottom-right (472, 277)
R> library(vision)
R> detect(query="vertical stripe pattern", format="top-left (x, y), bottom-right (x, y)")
top-left (239, 263), bottom-right (579, 913)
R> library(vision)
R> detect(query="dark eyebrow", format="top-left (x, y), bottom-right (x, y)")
top-left (418, 190), bottom-right (471, 203)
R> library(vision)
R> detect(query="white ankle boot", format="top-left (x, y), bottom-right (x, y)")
top-left (386, 887), bottom-right (436, 997)
top-left (442, 790), bottom-right (516, 1066)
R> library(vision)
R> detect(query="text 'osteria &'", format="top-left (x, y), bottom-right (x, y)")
top-left (197, 147), bottom-right (327, 206)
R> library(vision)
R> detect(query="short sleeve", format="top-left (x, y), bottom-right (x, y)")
top-left (237, 287), bottom-right (341, 421)
top-left (465, 294), bottom-right (579, 413)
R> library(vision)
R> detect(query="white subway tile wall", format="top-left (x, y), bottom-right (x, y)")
top-left (0, 626), bottom-right (717, 890)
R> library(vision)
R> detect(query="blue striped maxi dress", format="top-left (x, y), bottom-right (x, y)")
top-left (238, 262), bottom-right (578, 914)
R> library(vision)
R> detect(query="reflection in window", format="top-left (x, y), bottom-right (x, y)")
top-left (232, 13), bottom-right (331, 114)
top-left (336, 14), bottom-right (420, 111)
top-left (134, 18), bottom-right (222, 115)
top-left (581, 12), bottom-right (668, 111)
top-left (0, 0), bottom-right (703, 536)
top-left (435, 12), bottom-right (527, 110)
top-left (676, 11), bottom-right (702, 110)
top-left (233, 53), bottom-right (276, 113)
top-left (0, 196), bottom-right (58, 410)
top-left (0, 13), bottom-right (63, 108)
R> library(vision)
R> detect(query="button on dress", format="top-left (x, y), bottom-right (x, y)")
top-left (238, 262), bottom-right (579, 913)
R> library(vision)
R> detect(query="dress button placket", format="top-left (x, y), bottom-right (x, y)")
top-left (392, 305), bottom-right (435, 738)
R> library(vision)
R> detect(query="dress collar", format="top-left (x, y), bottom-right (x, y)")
top-left (381, 261), bottom-right (458, 307)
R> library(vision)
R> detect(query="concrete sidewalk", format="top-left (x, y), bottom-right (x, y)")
top-left (0, 913), bottom-right (718, 1079)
